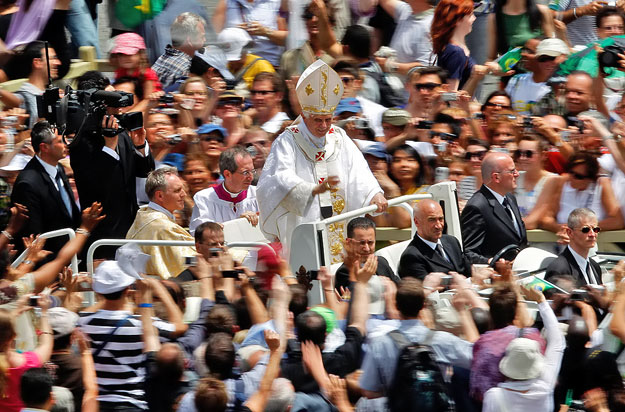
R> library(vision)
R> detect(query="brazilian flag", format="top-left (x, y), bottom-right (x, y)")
top-left (497, 47), bottom-right (523, 72)
top-left (115, 0), bottom-right (166, 29)
top-left (525, 276), bottom-right (554, 292)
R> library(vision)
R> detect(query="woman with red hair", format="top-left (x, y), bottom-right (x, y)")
top-left (431, 0), bottom-right (479, 91)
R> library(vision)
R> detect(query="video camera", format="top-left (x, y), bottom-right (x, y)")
top-left (37, 86), bottom-right (143, 142)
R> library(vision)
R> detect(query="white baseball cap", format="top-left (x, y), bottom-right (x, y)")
top-left (536, 38), bottom-right (570, 57)
top-left (217, 28), bottom-right (253, 61)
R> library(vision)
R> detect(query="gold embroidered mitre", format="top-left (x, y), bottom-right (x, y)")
top-left (296, 60), bottom-right (343, 115)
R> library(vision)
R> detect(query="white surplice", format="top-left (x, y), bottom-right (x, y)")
top-left (189, 184), bottom-right (259, 234)
top-left (257, 120), bottom-right (382, 260)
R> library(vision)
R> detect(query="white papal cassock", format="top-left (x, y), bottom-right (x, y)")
top-left (256, 119), bottom-right (382, 262)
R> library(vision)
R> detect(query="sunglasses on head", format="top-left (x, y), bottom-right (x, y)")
top-left (537, 55), bottom-right (557, 63)
top-left (414, 82), bottom-right (440, 91)
top-left (465, 150), bottom-right (487, 160)
top-left (580, 226), bottom-right (601, 234)
top-left (514, 149), bottom-right (535, 159)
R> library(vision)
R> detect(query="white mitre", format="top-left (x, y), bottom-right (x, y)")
top-left (296, 60), bottom-right (344, 115)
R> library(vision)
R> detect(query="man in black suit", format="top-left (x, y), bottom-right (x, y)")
top-left (398, 199), bottom-right (471, 280)
top-left (12, 121), bottom-right (81, 256)
top-left (334, 217), bottom-right (399, 290)
top-left (545, 208), bottom-right (602, 286)
top-left (461, 152), bottom-right (527, 264)
top-left (69, 71), bottom-right (155, 260)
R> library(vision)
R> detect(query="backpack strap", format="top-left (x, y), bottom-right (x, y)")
top-left (92, 314), bottom-right (133, 359)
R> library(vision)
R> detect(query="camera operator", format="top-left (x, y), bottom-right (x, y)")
top-left (69, 71), bottom-right (155, 260)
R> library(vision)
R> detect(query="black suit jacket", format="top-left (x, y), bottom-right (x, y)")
top-left (397, 234), bottom-right (472, 280)
top-left (11, 157), bottom-right (81, 255)
top-left (70, 131), bottom-right (154, 259)
top-left (460, 185), bottom-right (528, 264)
top-left (545, 247), bottom-right (602, 287)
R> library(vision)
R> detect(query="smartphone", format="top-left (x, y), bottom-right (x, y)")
top-left (308, 270), bottom-right (319, 281)
top-left (417, 120), bottom-right (433, 130)
top-left (522, 117), bottom-right (534, 129)
top-left (222, 270), bottom-right (239, 278)
top-left (29, 296), bottom-right (40, 307)
top-left (441, 92), bottom-right (458, 102)
top-left (185, 256), bottom-right (197, 266)
top-left (441, 275), bottom-right (453, 288)
top-left (435, 167), bottom-right (449, 183)
top-left (570, 289), bottom-right (589, 302)
top-left (434, 141), bottom-right (447, 153)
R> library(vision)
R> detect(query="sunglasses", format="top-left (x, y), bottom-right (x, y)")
top-left (250, 90), bottom-right (276, 95)
top-left (571, 172), bottom-right (590, 180)
top-left (537, 55), bottom-right (557, 63)
top-left (302, 10), bottom-right (314, 20)
top-left (514, 149), bottom-right (535, 159)
top-left (245, 140), bottom-right (268, 148)
top-left (465, 150), bottom-right (487, 160)
top-left (414, 82), bottom-right (441, 91)
top-left (579, 226), bottom-right (601, 234)
top-left (485, 102), bottom-right (512, 110)
top-left (341, 76), bottom-right (355, 84)
top-left (202, 135), bottom-right (224, 143)
top-left (430, 131), bottom-right (456, 140)
top-left (218, 98), bottom-right (242, 106)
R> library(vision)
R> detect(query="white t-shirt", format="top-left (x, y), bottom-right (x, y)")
top-left (261, 111), bottom-right (290, 134)
top-left (505, 73), bottom-right (552, 115)
top-left (599, 153), bottom-right (625, 219)
top-left (390, 2), bottom-right (434, 65)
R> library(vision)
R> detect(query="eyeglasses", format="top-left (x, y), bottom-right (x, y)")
top-left (537, 55), bottom-right (557, 63)
top-left (245, 140), bottom-right (268, 148)
top-left (571, 172), bottom-right (590, 180)
top-left (579, 226), bottom-right (601, 234)
top-left (341, 76), bottom-right (355, 84)
top-left (496, 168), bottom-right (518, 175)
top-left (465, 150), bottom-right (487, 160)
top-left (514, 149), bottom-right (535, 159)
top-left (250, 90), bottom-right (276, 95)
top-left (430, 131), bottom-right (456, 140)
top-left (414, 82), bottom-right (441, 91)
top-left (235, 169), bottom-right (256, 177)
top-left (485, 102), bottom-right (512, 110)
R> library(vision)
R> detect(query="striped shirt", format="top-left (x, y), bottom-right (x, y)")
top-left (78, 310), bottom-right (174, 410)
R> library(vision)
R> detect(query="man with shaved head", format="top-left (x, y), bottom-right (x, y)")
top-left (398, 199), bottom-right (471, 280)
top-left (461, 152), bottom-right (527, 263)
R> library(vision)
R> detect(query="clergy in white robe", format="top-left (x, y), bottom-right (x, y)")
top-left (189, 147), bottom-right (259, 234)
top-left (256, 60), bottom-right (387, 262)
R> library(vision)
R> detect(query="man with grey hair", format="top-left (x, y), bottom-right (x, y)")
top-left (190, 146), bottom-right (259, 234)
top-left (461, 152), bottom-right (527, 264)
top-left (545, 208), bottom-right (602, 286)
top-left (152, 12), bottom-right (207, 89)
top-left (127, 166), bottom-right (196, 278)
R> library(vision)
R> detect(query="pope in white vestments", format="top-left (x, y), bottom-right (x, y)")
top-left (257, 60), bottom-right (387, 262)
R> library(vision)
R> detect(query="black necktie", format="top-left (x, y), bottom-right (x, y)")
top-left (586, 261), bottom-right (597, 285)
top-left (502, 198), bottom-right (514, 221)
top-left (55, 173), bottom-right (73, 218)
top-left (435, 244), bottom-right (450, 263)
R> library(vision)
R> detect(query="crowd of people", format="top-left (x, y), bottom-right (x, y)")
top-left (0, 0), bottom-right (624, 411)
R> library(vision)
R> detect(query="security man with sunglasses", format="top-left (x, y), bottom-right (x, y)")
top-left (545, 207), bottom-right (602, 286)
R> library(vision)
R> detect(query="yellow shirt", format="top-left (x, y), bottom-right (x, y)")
top-left (230, 53), bottom-right (276, 89)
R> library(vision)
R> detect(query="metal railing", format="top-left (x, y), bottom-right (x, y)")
top-left (11, 228), bottom-right (79, 273)
top-left (86, 239), bottom-right (274, 275)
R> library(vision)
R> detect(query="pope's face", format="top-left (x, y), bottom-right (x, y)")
top-left (303, 113), bottom-right (333, 138)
